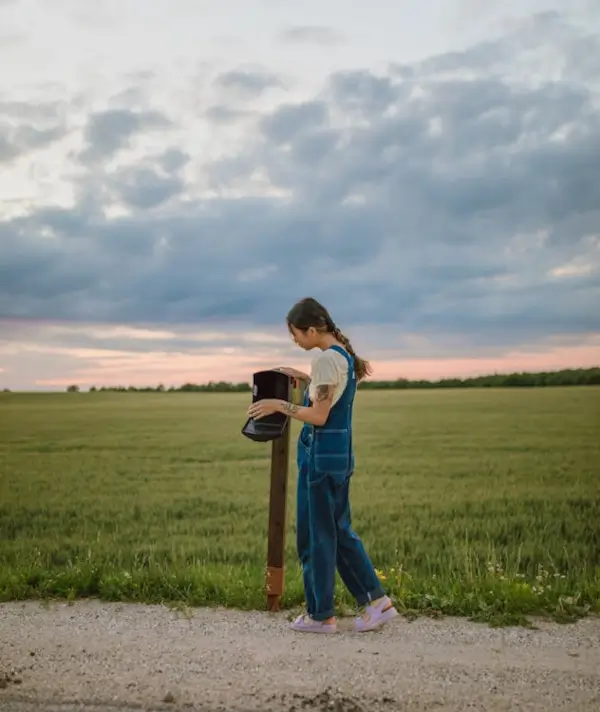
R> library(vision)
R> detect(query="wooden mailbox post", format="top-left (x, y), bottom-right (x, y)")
top-left (265, 414), bottom-right (290, 611)
top-left (242, 371), bottom-right (302, 611)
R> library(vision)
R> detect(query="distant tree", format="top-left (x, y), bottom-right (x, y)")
top-left (89, 386), bottom-right (97, 392)
top-left (66, 385), bottom-right (80, 392)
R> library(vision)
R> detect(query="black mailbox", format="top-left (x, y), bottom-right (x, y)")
top-left (241, 369), bottom-right (293, 442)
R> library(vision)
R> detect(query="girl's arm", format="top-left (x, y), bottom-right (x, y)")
top-left (274, 384), bottom-right (333, 426)
top-left (247, 384), bottom-right (334, 426)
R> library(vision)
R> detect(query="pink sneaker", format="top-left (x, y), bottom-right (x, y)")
top-left (354, 596), bottom-right (398, 632)
top-left (291, 614), bottom-right (337, 634)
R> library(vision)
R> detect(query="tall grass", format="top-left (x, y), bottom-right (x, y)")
top-left (0, 387), bottom-right (598, 625)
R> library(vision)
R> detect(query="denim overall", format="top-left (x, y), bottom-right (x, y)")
top-left (296, 345), bottom-right (385, 621)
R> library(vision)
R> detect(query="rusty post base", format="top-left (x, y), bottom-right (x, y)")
top-left (265, 565), bottom-right (285, 612)
top-left (267, 594), bottom-right (280, 612)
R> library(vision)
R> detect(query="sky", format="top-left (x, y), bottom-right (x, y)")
top-left (1, 0), bottom-right (599, 390)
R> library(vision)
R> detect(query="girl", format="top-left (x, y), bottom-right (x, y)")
top-left (247, 297), bottom-right (398, 633)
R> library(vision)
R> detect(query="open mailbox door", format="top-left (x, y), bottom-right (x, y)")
top-left (241, 369), bottom-right (294, 442)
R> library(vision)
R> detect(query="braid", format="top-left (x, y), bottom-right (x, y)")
top-left (331, 323), bottom-right (372, 381)
top-left (333, 327), bottom-right (354, 356)
top-left (286, 297), bottom-right (373, 381)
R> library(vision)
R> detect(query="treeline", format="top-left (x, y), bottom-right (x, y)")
top-left (358, 367), bottom-right (600, 389)
top-left (63, 367), bottom-right (600, 393)
top-left (76, 381), bottom-right (251, 393)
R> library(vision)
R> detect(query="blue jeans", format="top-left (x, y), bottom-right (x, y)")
top-left (296, 453), bottom-right (385, 621)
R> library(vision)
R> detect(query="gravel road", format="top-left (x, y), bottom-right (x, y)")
top-left (1, 600), bottom-right (599, 711)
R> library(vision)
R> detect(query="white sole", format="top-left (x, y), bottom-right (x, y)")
top-left (355, 605), bottom-right (399, 632)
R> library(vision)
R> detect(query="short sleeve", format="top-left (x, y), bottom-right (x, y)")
top-left (310, 351), bottom-right (341, 387)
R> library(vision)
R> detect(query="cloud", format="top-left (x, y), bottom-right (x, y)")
top-left (79, 108), bottom-right (171, 164)
top-left (279, 25), bottom-right (345, 45)
top-left (0, 11), bottom-right (599, 363)
top-left (0, 32), bottom-right (23, 48)
top-left (157, 148), bottom-right (191, 173)
top-left (260, 100), bottom-right (329, 143)
top-left (0, 100), bottom-right (66, 121)
top-left (0, 99), bottom-right (69, 164)
top-left (214, 67), bottom-right (284, 97)
top-left (420, 10), bottom-right (600, 85)
top-left (108, 164), bottom-right (186, 210)
top-left (0, 318), bottom-right (296, 389)
top-left (205, 105), bottom-right (254, 124)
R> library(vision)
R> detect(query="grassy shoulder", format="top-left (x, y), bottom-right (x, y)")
top-left (1, 558), bottom-right (598, 627)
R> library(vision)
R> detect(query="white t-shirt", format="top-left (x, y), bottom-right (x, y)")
top-left (308, 348), bottom-right (351, 406)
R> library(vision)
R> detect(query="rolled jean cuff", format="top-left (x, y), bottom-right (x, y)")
top-left (312, 608), bottom-right (335, 621)
top-left (356, 586), bottom-right (386, 608)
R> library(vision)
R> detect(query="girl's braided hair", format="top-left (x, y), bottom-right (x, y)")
top-left (286, 297), bottom-right (372, 381)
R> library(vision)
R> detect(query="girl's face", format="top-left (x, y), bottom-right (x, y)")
top-left (289, 324), bottom-right (318, 350)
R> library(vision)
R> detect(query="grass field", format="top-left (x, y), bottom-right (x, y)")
top-left (0, 387), bottom-right (599, 626)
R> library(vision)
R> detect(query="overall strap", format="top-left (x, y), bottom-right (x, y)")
top-left (328, 345), bottom-right (356, 407)
top-left (304, 345), bottom-right (355, 409)
top-left (328, 344), bottom-right (353, 368)
top-left (328, 345), bottom-right (355, 382)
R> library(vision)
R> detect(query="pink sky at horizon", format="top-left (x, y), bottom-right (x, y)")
top-left (1, 319), bottom-right (599, 391)
top-left (24, 341), bottom-right (600, 390)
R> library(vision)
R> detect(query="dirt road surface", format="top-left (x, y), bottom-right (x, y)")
top-left (1, 600), bottom-right (599, 711)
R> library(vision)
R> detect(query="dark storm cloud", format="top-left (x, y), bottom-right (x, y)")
top-left (79, 108), bottom-right (171, 163)
top-left (1, 11), bottom-right (599, 350)
top-left (279, 25), bottom-right (345, 45)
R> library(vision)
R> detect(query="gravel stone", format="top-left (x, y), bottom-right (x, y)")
top-left (0, 600), bottom-right (599, 711)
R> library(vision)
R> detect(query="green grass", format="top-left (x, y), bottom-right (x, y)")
top-left (0, 387), bottom-right (599, 626)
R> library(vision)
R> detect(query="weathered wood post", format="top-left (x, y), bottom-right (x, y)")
top-left (265, 378), bottom-right (304, 611)
top-left (242, 372), bottom-right (303, 612)
top-left (265, 413), bottom-right (290, 612)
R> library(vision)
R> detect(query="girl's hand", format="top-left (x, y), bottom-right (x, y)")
top-left (247, 398), bottom-right (280, 420)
